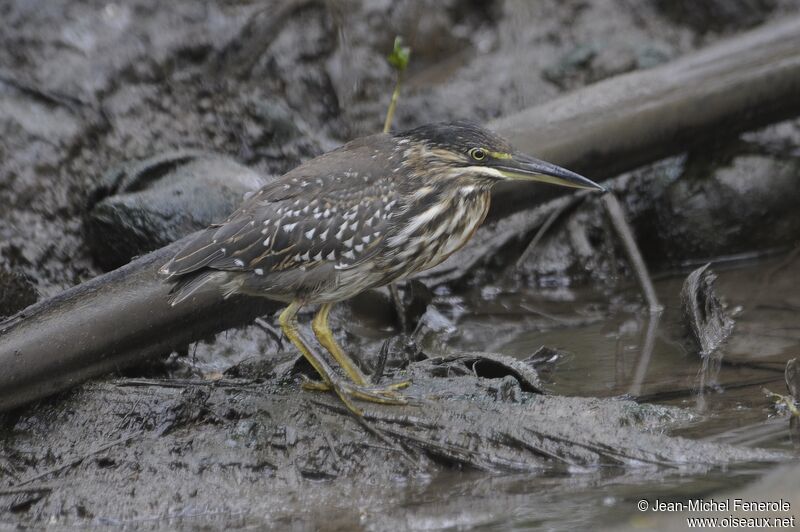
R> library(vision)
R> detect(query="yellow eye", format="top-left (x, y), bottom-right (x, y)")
top-left (470, 148), bottom-right (487, 161)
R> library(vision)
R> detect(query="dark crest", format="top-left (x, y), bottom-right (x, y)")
top-left (398, 120), bottom-right (512, 155)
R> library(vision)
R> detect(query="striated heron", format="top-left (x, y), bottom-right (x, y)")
top-left (160, 121), bottom-right (604, 415)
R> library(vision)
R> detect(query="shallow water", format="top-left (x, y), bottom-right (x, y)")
top-left (395, 255), bottom-right (799, 530)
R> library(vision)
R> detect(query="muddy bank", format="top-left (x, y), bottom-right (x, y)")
top-left (0, 361), bottom-right (782, 528)
top-left (2, 0), bottom-right (800, 529)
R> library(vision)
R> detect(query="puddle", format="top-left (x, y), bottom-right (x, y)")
top-left (394, 255), bottom-right (800, 530)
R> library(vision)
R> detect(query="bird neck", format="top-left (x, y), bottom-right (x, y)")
top-left (380, 182), bottom-right (490, 279)
top-left (388, 182), bottom-right (491, 248)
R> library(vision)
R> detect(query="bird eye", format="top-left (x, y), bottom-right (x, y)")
top-left (470, 148), bottom-right (487, 161)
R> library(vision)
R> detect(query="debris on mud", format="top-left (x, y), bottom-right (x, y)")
top-left (0, 360), bottom-right (785, 528)
top-left (764, 358), bottom-right (800, 417)
top-left (416, 351), bottom-right (544, 393)
top-left (681, 264), bottom-right (735, 358)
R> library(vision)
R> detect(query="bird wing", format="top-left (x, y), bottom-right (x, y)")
top-left (160, 135), bottom-right (405, 280)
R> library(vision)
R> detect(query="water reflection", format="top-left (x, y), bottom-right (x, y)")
top-left (628, 311), bottom-right (662, 397)
top-left (411, 255), bottom-right (799, 530)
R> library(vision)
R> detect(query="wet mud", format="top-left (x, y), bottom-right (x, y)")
top-left (2, 0), bottom-right (800, 529)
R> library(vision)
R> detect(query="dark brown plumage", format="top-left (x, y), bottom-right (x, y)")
top-left (161, 121), bottom-right (603, 415)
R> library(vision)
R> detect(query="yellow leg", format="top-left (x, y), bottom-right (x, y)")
top-left (310, 303), bottom-right (412, 397)
top-left (278, 301), bottom-right (409, 416)
top-left (312, 303), bottom-right (368, 386)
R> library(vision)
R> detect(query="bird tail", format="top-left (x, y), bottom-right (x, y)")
top-left (167, 270), bottom-right (243, 306)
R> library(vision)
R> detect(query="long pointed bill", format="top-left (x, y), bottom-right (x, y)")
top-left (495, 154), bottom-right (605, 191)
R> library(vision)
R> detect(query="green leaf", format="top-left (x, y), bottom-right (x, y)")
top-left (387, 36), bottom-right (411, 72)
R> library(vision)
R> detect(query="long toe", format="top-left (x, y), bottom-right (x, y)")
top-left (300, 375), bottom-right (332, 392)
top-left (371, 379), bottom-right (411, 392)
top-left (343, 382), bottom-right (409, 406)
top-left (300, 375), bottom-right (412, 397)
top-left (300, 375), bottom-right (413, 414)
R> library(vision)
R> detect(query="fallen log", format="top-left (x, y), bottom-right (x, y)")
top-left (0, 237), bottom-right (279, 412)
top-left (2, 17), bottom-right (800, 412)
top-left (489, 16), bottom-right (800, 217)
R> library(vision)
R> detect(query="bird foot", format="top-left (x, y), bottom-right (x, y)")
top-left (300, 375), bottom-right (411, 415)
top-left (301, 378), bottom-right (410, 393)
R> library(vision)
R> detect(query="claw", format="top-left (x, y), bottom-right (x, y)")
top-left (377, 379), bottom-right (411, 391)
top-left (300, 375), bottom-right (332, 392)
top-left (343, 384), bottom-right (408, 405)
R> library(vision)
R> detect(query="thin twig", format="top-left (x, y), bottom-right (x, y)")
top-left (602, 192), bottom-right (663, 313)
top-left (383, 80), bottom-right (402, 134)
top-left (311, 399), bottom-right (419, 467)
top-left (388, 283), bottom-right (408, 332)
top-left (517, 195), bottom-right (582, 267)
top-left (372, 339), bottom-right (390, 384)
top-left (12, 434), bottom-right (139, 487)
top-left (307, 403), bottom-right (342, 464)
top-left (255, 317), bottom-right (284, 351)
top-left (112, 397), bottom-right (143, 435)
top-left (382, 35), bottom-right (409, 134)
top-left (322, 431), bottom-right (342, 464)
top-left (0, 485), bottom-right (54, 496)
top-left (113, 378), bottom-right (259, 390)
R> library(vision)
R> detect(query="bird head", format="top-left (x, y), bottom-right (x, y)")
top-left (398, 120), bottom-right (604, 191)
